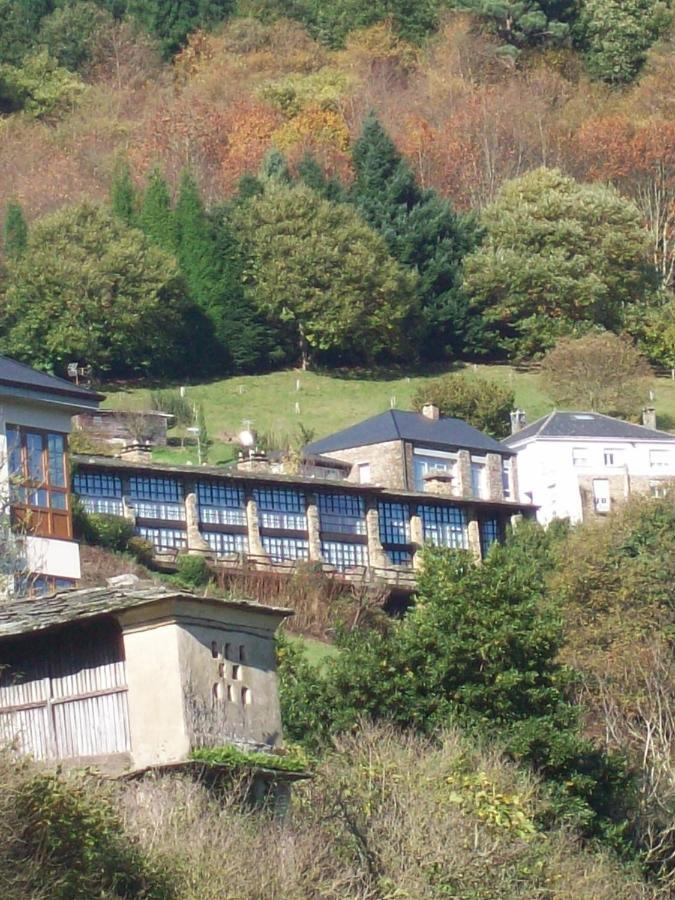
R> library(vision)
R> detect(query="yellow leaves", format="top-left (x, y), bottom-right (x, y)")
top-left (273, 106), bottom-right (350, 153)
top-left (445, 771), bottom-right (538, 839)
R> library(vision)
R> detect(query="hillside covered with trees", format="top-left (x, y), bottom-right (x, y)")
top-left (0, 0), bottom-right (673, 377)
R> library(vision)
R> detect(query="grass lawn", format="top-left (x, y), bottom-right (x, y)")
top-left (290, 636), bottom-right (340, 668)
top-left (100, 363), bottom-right (675, 465)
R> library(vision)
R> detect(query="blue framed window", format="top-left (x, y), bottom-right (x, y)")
top-left (204, 532), bottom-right (248, 555)
top-left (318, 493), bottom-right (366, 535)
top-left (378, 502), bottom-right (410, 545)
top-left (388, 549), bottom-right (413, 567)
top-left (321, 540), bottom-right (368, 570)
top-left (137, 526), bottom-right (187, 551)
top-left (130, 476), bottom-right (184, 521)
top-left (73, 472), bottom-right (124, 516)
top-left (420, 504), bottom-right (468, 550)
top-left (480, 518), bottom-right (500, 556)
top-left (254, 488), bottom-right (307, 531)
top-left (262, 536), bottom-right (309, 563)
top-left (197, 481), bottom-right (246, 526)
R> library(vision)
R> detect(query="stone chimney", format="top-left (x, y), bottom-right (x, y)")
top-left (510, 409), bottom-right (527, 434)
top-left (423, 471), bottom-right (455, 496)
top-left (422, 403), bottom-right (440, 421)
top-left (642, 406), bottom-right (657, 430)
top-left (119, 442), bottom-right (152, 463)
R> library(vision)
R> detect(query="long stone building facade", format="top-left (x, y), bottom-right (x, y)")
top-left (72, 451), bottom-right (535, 593)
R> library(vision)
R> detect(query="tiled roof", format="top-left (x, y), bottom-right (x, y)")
top-left (0, 355), bottom-right (103, 402)
top-left (503, 411), bottom-right (675, 446)
top-left (0, 584), bottom-right (291, 639)
top-left (306, 409), bottom-right (512, 455)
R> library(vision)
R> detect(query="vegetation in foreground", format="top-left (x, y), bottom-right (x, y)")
top-left (0, 725), bottom-right (658, 900)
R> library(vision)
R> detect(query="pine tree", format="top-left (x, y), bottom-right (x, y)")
top-left (351, 113), bottom-right (478, 359)
top-left (297, 152), bottom-right (344, 202)
top-left (127, 0), bottom-right (235, 57)
top-left (138, 167), bottom-right (176, 252)
top-left (260, 149), bottom-right (292, 185)
top-left (174, 171), bottom-right (274, 373)
top-left (110, 159), bottom-right (137, 226)
top-left (3, 201), bottom-right (28, 260)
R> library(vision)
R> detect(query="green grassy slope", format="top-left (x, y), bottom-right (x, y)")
top-left (101, 364), bottom-right (675, 465)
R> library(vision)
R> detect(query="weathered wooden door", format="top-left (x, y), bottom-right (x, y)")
top-left (0, 618), bottom-right (131, 761)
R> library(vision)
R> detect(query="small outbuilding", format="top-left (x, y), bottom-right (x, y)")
top-left (0, 583), bottom-right (291, 775)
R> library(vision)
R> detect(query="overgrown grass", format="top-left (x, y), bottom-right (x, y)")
top-left (100, 364), bottom-right (675, 465)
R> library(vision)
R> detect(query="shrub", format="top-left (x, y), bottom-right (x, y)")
top-left (411, 371), bottom-right (514, 437)
top-left (78, 511), bottom-right (135, 553)
top-left (0, 51), bottom-right (85, 118)
top-left (127, 536), bottom-right (155, 567)
top-left (175, 553), bottom-right (212, 588)
top-left (0, 754), bottom-right (172, 899)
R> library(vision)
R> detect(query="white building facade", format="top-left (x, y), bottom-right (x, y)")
top-left (0, 356), bottom-right (101, 592)
top-left (503, 411), bottom-right (675, 525)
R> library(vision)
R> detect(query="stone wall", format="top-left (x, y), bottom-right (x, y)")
top-left (321, 441), bottom-right (407, 489)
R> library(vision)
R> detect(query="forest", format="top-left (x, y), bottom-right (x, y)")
top-left (0, 0), bottom-right (673, 378)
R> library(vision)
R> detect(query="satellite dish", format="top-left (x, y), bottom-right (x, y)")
top-left (239, 429), bottom-right (255, 448)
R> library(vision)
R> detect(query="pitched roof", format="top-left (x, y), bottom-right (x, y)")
top-left (503, 411), bottom-right (675, 446)
top-left (306, 409), bottom-right (512, 455)
top-left (0, 355), bottom-right (103, 403)
top-left (0, 583), bottom-right (292, 639)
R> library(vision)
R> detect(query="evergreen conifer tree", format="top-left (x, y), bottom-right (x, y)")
top-left (3, 201), bottom-right (28, 260)
top-left (174, 171), bottom-right (274, 372)
top-left (110, 159), bottom-right (137, 226)
top-left (260, 148), bottom-right (292, 185)
top-left (297, 152), bottom-right (344, 202)
top-left (138, 167), bottom-right (176, 252)
top-left (351, 113), bottom-right (479, 359)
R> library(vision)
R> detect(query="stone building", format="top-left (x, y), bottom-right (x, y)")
top-left (73, 409), bottom-right (174, 449)
top-left (503, 410), bottom-right (675, 524)
top-left (0, 583), bottom-right (290, 774)
top-left (305, 405), bottom-right (517, 501)
top-left (73, 440), bottom-right (535, 595)
top-left (0, 355), bottom-right (102, 593)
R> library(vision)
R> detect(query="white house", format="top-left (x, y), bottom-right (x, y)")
top-left (0, 356), bottom-right (102, 593)
top-left (503, 410), bottom-right (675, 524)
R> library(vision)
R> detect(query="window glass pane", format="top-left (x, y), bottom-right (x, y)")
top-left (50, 492), bottom-right (67, 510)
top-left (253, 488), bottom-right (307, 530)
top-left (137, 527), bottom-right (187, 550)
top-left (72, 472), bottom-right (123, 497)
top-left (378, 502), bottom-right (410, 545)
top-left (26, 432), bottom-right (44, 483)
top-left (6, 426), bottom-right (22, 478)
top-left (262, 536), bottom-right (308, 563)
top-left (420, 504), bottom-right (468, 549)
top-left (480, 519), bottom-right (500, 556)
top-left (321, 540), bottom-right (368, 570)
top-left (318, 493), bottom-right (366, 535)
top-left (197, 481), bottom-right (246, 525)
top-left (47, 434), bottom-right (66, 487)
top-left (204, 532), bottom-right (249, 555)
top-left (130, 476), bottom-right (181, 502)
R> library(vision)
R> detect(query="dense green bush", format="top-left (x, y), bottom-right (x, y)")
top-left (75, 508), bottom-right (135, 552)
top-left (3, 760), bottom-right (172, 899)
top-left (411, 371), bottom-right (515, 437)
top-left (175, 553), bottom-right (212, 587)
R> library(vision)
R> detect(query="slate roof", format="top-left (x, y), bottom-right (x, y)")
top-left (306, 410), bottom-right (512, 455)
top-left (0, 355), bottom-right (103, 402)
top-left (0, 584), bottom-right (291, 639)
top-left (503, 411), bottom-right (675, 446)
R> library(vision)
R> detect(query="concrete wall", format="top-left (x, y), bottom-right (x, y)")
top-left (118, 598), bottom-right (286, 770)
top-left (122, 616), bottom-right (188, 769)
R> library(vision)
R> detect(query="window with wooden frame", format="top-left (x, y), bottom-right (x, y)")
top-left (6, 425), bottom-right (71, 539)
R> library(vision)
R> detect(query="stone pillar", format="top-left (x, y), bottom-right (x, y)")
top-left (365, 499), bottom-right (389, 569)
top-left (467, 510), bottom-right (482, 562)
top-left (245, 494), bottom-right (268, 559)
top-left (306, 494), bottom-right (323, 563)
top-left (486, 453), bottom-right (503, 502)
top-left (456, 450), bottom-right (472, 499)
top-left (409, 507), bottom-right (425, 571)
top-left (185, 492), bottom-right (211, 554)
top-left (509, 456), bottom-right (519, 503)
top-left (121, 496), bottom-right (136, 523)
